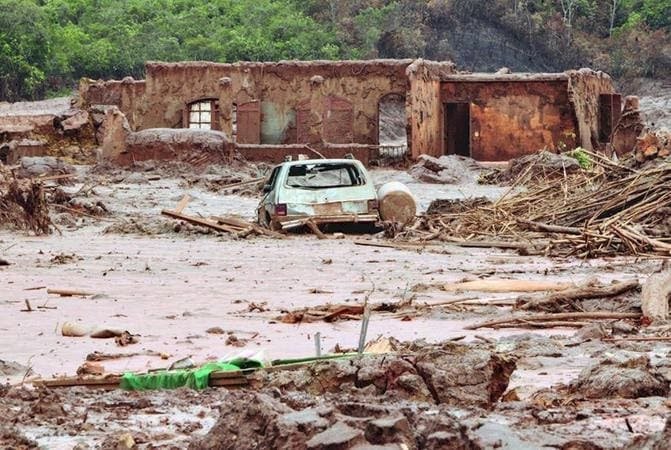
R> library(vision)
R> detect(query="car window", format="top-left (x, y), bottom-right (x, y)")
top-left (286, 163), bottom-right (364, 189)
top-left (267, 166), bottom-right (280, 189)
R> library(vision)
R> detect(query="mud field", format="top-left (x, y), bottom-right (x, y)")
top-left (1, 162), bottom-right (671, 449)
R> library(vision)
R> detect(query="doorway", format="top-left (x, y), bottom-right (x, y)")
top-left (444, 102), bottom-right (470, 157)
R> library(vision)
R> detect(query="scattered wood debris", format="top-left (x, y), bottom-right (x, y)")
top-left (278, 301), bottom-right (405, 323)
top-left (161, 194), bottom-right (283, 238)
top-left (47, 288), bottom-right (94, 297)
top-left (515, 280), bottom-right (640, 312)
top-left (466, 311), bottom-right (641, 330)
top-left (396, 151), bottom-right (671, 258)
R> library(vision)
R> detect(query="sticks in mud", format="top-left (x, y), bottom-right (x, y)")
top-left (515, 280), bottom-right (640, 312)
top-left (395, 155), bottom-right (671, 258)
top-left (465, 311), bottom-right (641, 330)
top-left (161, 194), bottom-right (283, 239)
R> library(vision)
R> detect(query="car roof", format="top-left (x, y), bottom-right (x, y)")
top-left (278, 158), bottom-right (363, 167)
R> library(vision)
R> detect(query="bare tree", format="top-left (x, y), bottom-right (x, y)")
top-left (559, 0), bottom-right (578, 42)
top-left (609, 0), bottom-right (620, 37)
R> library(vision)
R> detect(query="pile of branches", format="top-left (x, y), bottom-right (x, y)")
top-left (0, 166), bottom-right (52, 235)
top-left (399, 151), bottom-right (671, 258)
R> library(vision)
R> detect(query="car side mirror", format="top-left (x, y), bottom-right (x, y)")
top-left (262, 184), bottom-right (272, 193)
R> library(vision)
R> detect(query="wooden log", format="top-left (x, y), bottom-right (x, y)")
top-left (443, 279), bottom-right (573, 293)
top-left (442, 238), bottom-right (534, 251)
top-left (378, 182), bottom-right (416, 225)
top-left (353, 240), bottom-right (434, 251)
top-left (516, 280), bottom-right (640, 311)
top-left (641, 269), bottom-right (671, 321)
top-left (492, 321), bottom-right (589, 329)
top-left (305, 219), bottom-right (327, 240)
top-left (161, 210), bottom-right (241, 234)
top-left (47, 289), bottom-right (94, 297)
top-left (212, 215), bottom-right (285, 239)
top-left (465, 311), bottom-right (641, 330)
top-left (221, 177), bottom-right (264, 191)
top-left (174, 194), bottom-right (191, 213)
top-left (517, 219), bottom-right (582, 235)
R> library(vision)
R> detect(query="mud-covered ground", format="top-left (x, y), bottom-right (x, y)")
top-left (1, 164), bottom-right (670, 449)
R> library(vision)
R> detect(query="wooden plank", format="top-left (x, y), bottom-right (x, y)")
top-left (161, 210), bottom-right (241, 234)
top-left (220, 177), bottom-right (264, 191)
top-left (443, 280), bottom-right (573, 293)
top-left (305, 219), bottom-right (328, 240)
top-left (47, 288), bottom-right (94, 297)
top-left (174, 194), bottom-right (191, 214)
top-left (212, 215), bottom-right (285, 239)
top-left (466, 312), bottom-right (641, 330)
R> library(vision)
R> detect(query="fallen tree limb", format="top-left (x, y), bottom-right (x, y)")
top-left (353, 241), bottom-right (435, 251)
top-left (517, 219), bottom-right (582, 235)
top-left (443, 279), bottom-right (573, 293)
top-left (212, 215), bottom-right (285, 239)
top-left (602, 336), bottom-right (671, 342)
top-left (516, 280), bottom-right (640, 311)
top-left (47, 289), bottom-right (94, 297)
top-left (305, 219), bottom-right (327, 240)
top-left (221, 177), bottom-right (265, 191)
top-left (465, 311), bottom-right (641, 330)
top-left (162, 209), bottom-right (241, 234)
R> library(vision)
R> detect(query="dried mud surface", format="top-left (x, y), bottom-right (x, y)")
top-left (1, 164), bottom-right (670, 448)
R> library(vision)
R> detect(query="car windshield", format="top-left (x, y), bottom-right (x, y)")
top-left (286, 163), bottom-right (364, 189)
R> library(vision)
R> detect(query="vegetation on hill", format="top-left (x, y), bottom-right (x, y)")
top-left (1, 0), bottom-right (669, 101)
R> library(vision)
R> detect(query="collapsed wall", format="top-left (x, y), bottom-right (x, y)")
top-left (407, 59), bottom-right (455, 159)
top-left (0, 98), bottom-right (97, 164)
top-left (567, 69), bottom-right (619, 152)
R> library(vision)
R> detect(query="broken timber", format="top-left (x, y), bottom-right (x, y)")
top-left (33, 357), bottom-right (359, 390)
top-left (466, 311), bottom-right (641, 330)
top-left (516, 280), bottom-right (640, 311)
top-left (162, 196), bottom-right (283, 238)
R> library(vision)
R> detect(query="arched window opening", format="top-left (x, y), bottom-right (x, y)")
top-left (378, 93), bottom-right (407, 161)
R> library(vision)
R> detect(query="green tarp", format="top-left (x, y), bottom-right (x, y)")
top-left (120, 357), bottom-right (263, 391)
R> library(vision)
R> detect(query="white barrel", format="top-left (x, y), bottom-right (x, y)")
top-left (377, 181), bottom-right (417, 225)
top-left (61, 322), bottom-right (90, 337)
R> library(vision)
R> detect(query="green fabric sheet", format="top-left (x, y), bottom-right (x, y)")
top-left (120, 358), bottom-right (262, 391)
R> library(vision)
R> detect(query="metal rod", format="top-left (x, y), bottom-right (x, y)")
top-left (314, 332), bottom-right (321, 357)
top-left (357, 307), bottom-right (371, 354)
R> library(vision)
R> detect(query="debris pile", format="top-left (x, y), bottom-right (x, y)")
top-left (570, 352), bottom-right (669, 399)
top-left (408, 154), bottom-right (484, 184)
top-left (634, 129), bottom-right (671, 162)
top-left (0, 165), bottom-right (52, 234)
top-left (479, 150), bottom-right (582, 185)
top-left (399, 151), bottom-right (671, 257)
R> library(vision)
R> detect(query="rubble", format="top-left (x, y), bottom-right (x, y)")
top-left (16, 156), bottom-right (76, 179)
top-left (408, 154), bottom-right (484, 184)
top-left (570, 352), bottom-right (669, 399)
top-left (480, 150), bottom-right (582, 185)
top-left (0, 164), bottom-right (52, 234)
top-left (634, 128), bottom-right (671, 162)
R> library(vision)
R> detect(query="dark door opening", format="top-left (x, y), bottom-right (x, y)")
top-left (444, 102), bottom-right (470, 157)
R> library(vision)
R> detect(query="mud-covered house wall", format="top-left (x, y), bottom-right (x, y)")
top-left (567, 69), bottom-right (618, 151)
top-left (440, 76), bottom-right (578, 161)
top-left (135, 60), bottom-right (418, 147)
top-left (78, 77), bottom-right (146, 130)
top-left (407, 60), bottom-right (455, 159)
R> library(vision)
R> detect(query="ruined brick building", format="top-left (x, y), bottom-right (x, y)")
top-left (3, 59), bottom-right (629, 165)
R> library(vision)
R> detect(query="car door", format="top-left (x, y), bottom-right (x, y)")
top-left (257, 165), bottom-right (282, 225)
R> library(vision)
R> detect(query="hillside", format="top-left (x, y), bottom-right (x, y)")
top-left (0, 0), bottom-right (669, 102)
